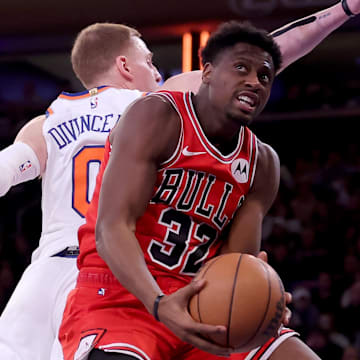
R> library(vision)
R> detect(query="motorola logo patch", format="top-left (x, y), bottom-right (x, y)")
top-left (231, 158), bottom-right (249, 183)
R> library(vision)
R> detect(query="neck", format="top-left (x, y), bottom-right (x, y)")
top-left (192, 91), bottom-right (243, 144)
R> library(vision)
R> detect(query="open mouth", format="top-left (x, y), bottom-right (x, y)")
top-left (236, 93), bottom-right (258, 113)
top-left (237, 94), bottom-right (255, 106)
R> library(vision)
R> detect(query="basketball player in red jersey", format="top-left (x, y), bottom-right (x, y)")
top-left (2, 0), bottom-right (360, 357)
top-left (58, 20), bottom-right (327, 360)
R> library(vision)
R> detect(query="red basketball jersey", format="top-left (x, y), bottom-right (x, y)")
top-left (78, 91), bottom-right (258, 283)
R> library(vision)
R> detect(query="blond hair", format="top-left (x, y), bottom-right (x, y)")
top-left (71, 23), bottom-right (141, 88)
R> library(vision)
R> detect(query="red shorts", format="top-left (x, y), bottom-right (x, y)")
top-left (59, 268), bottom-right (298, 360)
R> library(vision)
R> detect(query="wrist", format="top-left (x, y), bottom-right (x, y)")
top-left (341, 0), bottom-right (356, 17)
top-left (153, 293), bottom-right (165, 321)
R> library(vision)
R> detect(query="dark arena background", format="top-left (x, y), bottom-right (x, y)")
top-left (0, 0), bottom-right (359, 358)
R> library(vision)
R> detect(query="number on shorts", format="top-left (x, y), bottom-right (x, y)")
top-left (72, 145), bottom-right (105, 218)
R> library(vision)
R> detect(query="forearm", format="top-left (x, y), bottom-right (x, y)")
top-left (0, 142), bottom-right (41, 196)
top-left (96, 222), bottom-right (162, 314)
top-left (273, 0), bottom-right (357, 72)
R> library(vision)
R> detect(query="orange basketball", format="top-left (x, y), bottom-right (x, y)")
top-left (189, 253), bottom-right (286, 352)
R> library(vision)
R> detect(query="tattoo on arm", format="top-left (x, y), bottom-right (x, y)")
top-left (271, 16), bottom-right (317, 37)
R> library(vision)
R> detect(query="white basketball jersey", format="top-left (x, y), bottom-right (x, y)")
top-left (32, 86), bottom-right (143, 260)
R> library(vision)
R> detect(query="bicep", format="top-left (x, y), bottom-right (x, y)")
top-left (14, 114), bottom-right (47, 175)
top-left (222, 142), bottom-right (280, 255)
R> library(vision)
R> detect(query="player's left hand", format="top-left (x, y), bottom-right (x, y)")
top-left (156, 280), bottom-right (232, 357)
top-left (256, 250), bottom-right (292, 326)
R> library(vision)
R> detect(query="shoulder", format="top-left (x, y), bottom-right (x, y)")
top-left (257, 140), bottom-right (280, 170)
top-left (111, 88), bottom-right (144, 103)
top-left (113, 92), bottom-right (179, 133)
top-left (251, 140), bottom-right (280, 192)
top-left (110, 93), bottom-right (181, 163)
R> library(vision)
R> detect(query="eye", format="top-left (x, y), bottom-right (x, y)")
top-left (259, 73), bottom-right (270, 84)
top-left (146, 54), bottom-right (156, 67)
top-left (236, 64), bottom-right (247, 72)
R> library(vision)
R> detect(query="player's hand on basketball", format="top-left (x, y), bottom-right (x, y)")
top-left (256, 250), bottom-right (292, 325)
top-left (156, 279), bottom-right (232, 357)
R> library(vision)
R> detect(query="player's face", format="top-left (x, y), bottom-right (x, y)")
top-left (126, 36), bottom-right (162, 92)
top-left (204, 42), bottom-right (275, 126)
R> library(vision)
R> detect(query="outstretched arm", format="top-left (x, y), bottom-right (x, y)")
top-left (0, 115), bottom-right (47, 196)
top-left (161, 0), bottom-right (359, 92)
top-left (272, 0), bottom-right (359, 73)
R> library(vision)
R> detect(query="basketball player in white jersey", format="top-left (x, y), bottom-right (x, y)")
top-left (0, 1), bottom-right (359, 359)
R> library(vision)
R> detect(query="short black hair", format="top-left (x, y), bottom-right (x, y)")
top-left (201, 21), bottom-right (282, 73)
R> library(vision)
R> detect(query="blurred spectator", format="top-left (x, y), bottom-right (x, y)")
top-left (306, 327), bottom-right (343, 359)
top-left (339, 280), bottom-right (360, 344)
top-left (312, 272), bottom-right (341, 314)
top-left (289, 286), bottom-right (320, 338)
top-left (318, 313), bottom-right (350, 350)
top-left (342, 346), bottom-right (360, 360)
top-left (294, 227), bottom-right (328, 282)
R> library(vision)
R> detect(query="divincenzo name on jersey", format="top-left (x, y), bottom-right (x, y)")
top-left (47, 113), bottom-right (121, 150)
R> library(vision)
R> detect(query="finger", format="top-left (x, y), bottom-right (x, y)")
top-left (193, 322), bottom-right (227, 336)
top-left (184, 332), bottom-right (231, 357)
top-left (257, 250), bottom-right (268, 263)
top-left (283, 307), bottom-right (292, 325)
top-left (183, 279), bottom-right (207, 298)
top-left (285, 291), bottom-right (292, 304)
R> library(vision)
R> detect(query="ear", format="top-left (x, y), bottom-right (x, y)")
top-left (115, 55), bottom-right (133, 81)
top-left (201, 63), bottom-right (212, 84)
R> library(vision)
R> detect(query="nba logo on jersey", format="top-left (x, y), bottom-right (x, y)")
top-left (19, 160), bottom-right (32, 173)
top-left (90, 97), bottom-right (98, 109)
top-left (98, 288), bottom-right (106, 296)
top-left (231, 158), bottom-right (249, 183)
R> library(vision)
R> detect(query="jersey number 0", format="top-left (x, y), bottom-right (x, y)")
top-left (72, 145), bottom-right (105, 218)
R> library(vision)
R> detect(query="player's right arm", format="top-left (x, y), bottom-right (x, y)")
top-left (95, 94), bottom-right (231, 357)
top-left (0, 115), bottom-right (47, 196)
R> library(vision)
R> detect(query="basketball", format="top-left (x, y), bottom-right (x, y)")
top-left (189, 253), bottom-right (286, 352)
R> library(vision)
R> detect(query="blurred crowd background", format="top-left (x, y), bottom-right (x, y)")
top-left (0, 0), bottom-right (360, 359)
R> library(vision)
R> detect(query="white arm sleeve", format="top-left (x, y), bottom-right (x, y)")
top-left (0, 142), bottom-right (41, 196)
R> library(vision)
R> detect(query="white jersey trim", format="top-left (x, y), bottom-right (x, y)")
top-left (184, 92), bottom-right (245, 164)
top-left (244, 329), bottom-right (298, 360)
top-left (249, 135), bottom-right (258, 189)
top-left (149, 92), bottom-right (184, 169)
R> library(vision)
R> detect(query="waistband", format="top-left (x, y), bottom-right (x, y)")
top-left (51, 246), bottom-right (79, 258)
top-left (77, 268), bottom-right (121, 287)
top-left (77, 267), bottom-right (192, 292)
